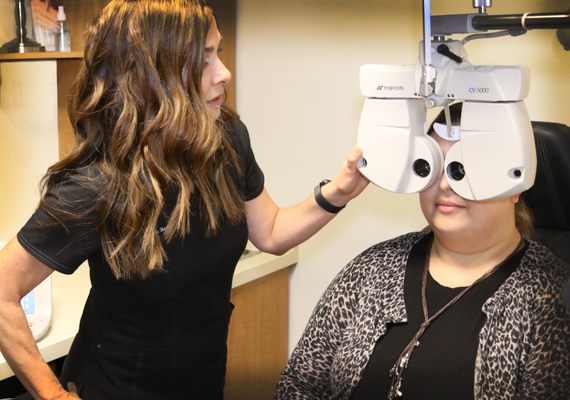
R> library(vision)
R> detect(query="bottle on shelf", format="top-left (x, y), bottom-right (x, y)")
top-left (55, 6), bottom-right (71, 52)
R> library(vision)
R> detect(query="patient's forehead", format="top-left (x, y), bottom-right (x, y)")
top-left (431, 130), bottom-right (454, 156)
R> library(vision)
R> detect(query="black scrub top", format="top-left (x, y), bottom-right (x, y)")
top-left (17, 119), bottom-right (265, 400)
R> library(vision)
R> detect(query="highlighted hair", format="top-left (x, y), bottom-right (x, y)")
top-left (41, 0), bottom-right (244, 279)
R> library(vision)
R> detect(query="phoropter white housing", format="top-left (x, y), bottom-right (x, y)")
top-left (357, 37), bottom-right (537, 200)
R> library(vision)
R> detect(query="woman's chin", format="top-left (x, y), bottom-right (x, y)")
top-left (207, 105), bottom-right (221, 120)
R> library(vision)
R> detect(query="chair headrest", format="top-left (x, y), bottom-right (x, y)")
top-left (523, 121), bottom-right (570, 231)
top-left (522, 121), bottom-right (570, 265)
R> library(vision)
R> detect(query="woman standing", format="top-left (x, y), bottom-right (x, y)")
top-left (0, 1), bottom-right (368, 399)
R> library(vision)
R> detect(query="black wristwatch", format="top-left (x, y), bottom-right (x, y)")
top-left (314, 179), bottom-right (345, 214)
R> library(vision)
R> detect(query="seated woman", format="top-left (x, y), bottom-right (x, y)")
top-left (274, 103), bottom-right (570, 400)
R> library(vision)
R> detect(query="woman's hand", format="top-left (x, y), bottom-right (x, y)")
top-left (322, 146), bottom-right (370, 208)
top-left (67, 382), bottom-right (81, 399)
top-left (52, 382), bottom-right (81, 399)
top-left (245, 146), bottom-right (369, 254)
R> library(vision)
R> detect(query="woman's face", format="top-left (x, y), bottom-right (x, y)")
top-left (419, 133), bottom-right (520, 240)
top-left (201, 19), bottom-right (231, 120)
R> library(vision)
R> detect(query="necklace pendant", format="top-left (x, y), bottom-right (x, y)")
top-left (388, 376), bottom-right (403, 399)
top-left (389, 360), bottom-right (406, 399)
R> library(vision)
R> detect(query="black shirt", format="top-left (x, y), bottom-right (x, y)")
top-left (17, 118), bottom-right (264, 400)
top-left (350, 233), bottom-right (526, 400)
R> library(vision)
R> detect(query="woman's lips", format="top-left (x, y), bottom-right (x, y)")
top-left (436, 201), bottom-right (464, 213)
top-left (208, 95), bottom-right (224, 107)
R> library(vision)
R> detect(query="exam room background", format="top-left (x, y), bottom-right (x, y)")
top-left (0, 0), bottom-right (568, 355)
top-left (235, 0), bottom-right (569, 354)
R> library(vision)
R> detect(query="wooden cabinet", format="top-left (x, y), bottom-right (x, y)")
top-left (226, 268), bottom-right (290, 400)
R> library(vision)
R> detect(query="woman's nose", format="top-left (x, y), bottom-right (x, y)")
top-left (215, 59), bottom-right (231, 86)
top-left (438, 167), bottom-right (452, 191)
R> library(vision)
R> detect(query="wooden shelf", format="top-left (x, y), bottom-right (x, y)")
top-left (0, 52), bottom-right (83, 62)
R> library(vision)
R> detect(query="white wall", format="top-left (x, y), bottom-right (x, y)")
top-left (0, 61), bottom-right (60, 242)
top-left (0, 0), bottom-right (58, 244)
top-left (236, 0), bottom-right (570, 353)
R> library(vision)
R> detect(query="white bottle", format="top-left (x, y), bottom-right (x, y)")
top-left (55, 6), bottom-right (72, 52)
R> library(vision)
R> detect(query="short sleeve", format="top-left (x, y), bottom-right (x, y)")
top-left (17, 179), bottom-right (100, 275)
top-left (226, 118), bottom-right (265, 201)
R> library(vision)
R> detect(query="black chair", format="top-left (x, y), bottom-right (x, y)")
top-left (522, 121), bottom-right (570, 305)
top-left (523, 121), bottom-right (570, 264)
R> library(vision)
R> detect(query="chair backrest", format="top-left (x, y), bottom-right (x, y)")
top-left (523, 121), bottom-right (570, 306)
top-left (522, 121), bottom-right (570, 265)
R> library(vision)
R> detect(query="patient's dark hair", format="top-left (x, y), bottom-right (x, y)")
top-left (428, 102), bottom-right (534, 238)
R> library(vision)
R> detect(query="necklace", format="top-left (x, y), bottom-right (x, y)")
top-left (387, 238), bottom-right (524, 399)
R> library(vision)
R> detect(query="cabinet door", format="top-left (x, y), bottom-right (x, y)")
top-left (64, 0), bottom-right (109, 52)
top-left (226, 268), bottom-right (290, 400)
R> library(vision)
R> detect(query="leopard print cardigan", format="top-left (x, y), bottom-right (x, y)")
top-left (274, 231), bottom-right (570, 400)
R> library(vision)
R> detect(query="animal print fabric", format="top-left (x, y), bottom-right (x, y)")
top-left (274, 231), bottom-right (570, 400)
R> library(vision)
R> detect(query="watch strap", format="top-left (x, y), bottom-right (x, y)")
top-left (314, 179), bottom-right (345, 214)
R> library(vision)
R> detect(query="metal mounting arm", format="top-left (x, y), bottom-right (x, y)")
top-left (472, 12), bottom-right (570, 31)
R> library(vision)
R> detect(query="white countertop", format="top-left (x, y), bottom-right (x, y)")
top-left (0, 248), bottom-right (298, 381)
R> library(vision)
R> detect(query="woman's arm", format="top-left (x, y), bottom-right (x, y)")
top-left (0, 238), bottom-right (79, 400)
top-left (273, 250), bottom-right (369, 399)
top-left (517, 282), bottom-right (570, 399)
top-left (246, 146), bottom-right (368, 255)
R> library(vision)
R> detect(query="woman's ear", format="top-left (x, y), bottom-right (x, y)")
top-left (511, 193), bottom-right (521, 204)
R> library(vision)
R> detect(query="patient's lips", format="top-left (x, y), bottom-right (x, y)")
top-left (436, 200), bottom-right (464, 213)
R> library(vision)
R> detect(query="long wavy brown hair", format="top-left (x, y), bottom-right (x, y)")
top-left (40, 0), bottom-right (244, 279)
